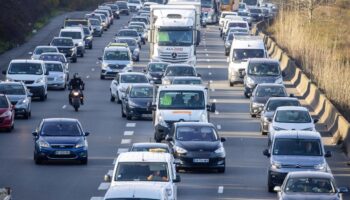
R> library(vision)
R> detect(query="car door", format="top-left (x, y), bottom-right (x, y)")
top-left (111, 74), bottom-right (120, 96)
top-left (123, 86), bottom-right (131, 111)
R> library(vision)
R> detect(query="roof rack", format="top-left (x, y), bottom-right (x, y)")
top-left (107, 42), bottom-right (128, 47)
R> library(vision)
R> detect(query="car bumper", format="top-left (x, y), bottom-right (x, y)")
top-left (119, 9), bottom-right (129, 14)
top-left (229, 69), bottom-right (245, 84)
top-left (93, 30), bottom-right (103, 36)
top-left (175, 155), bottom-right (225, 169)
top-left (27, 85), bottom-right (46, 97)
top-left (128, 107), bottom-right (152, 117)
top-left (250, 105), bottom-right (264, 115)
top-left (77, 46), bottom-right (85, 54)
top-left (15, 107), bottom-right (29, 115)
top-left (85, 40), bottom-right (93, 48)
top-left (48, 81), bottom-right (65, 89)
top-left (0, 117), bottom-right (13, 128)
top-left (35, 147), bottom-right (88, 161)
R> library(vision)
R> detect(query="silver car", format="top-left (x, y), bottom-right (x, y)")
top-left (0, 82), bottom-right (32, 119)
top-left (29, 46), bottom-right (59, 60)
top-left (263, 131), bottom-right (332, 192)
top-left (44, 61), bottom-right (69, 90)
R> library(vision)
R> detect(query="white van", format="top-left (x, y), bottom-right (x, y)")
top-left (104, 152), bottom-right (180, 200)
top-left (151, 84), bottom-right (216, 142)
top-left (3, 59), bottom-right (48, 101)
top-left (228, 36), bottom-right (267, 87)
top-left (222, 20), bottom-right (249, 38)
top-left (104, 183), bottom-right (169, 200)
top-left (59, 27), bottom-right (85, 57)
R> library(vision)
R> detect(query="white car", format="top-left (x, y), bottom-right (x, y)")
top-left (128, 0), bottom-right (142, 11)
top-left (29, 46), bottom-right (59, 60)
top-left (268, 106), bottom-right (318, 145)
top-left (104, 183), bottom-right (169, 200)
top-left (110, 72), bottom-right (149, 103)
top-left (59, 27), bottom-right (86, 57)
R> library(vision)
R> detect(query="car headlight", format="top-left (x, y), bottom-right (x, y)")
top-left (225, 42), bottom-right (231, 47)
top-left (273, 126), bottom-right (285, 131)
top-left (16, 98), bottom-right (28, 106)
top-left (275, 77), bottom-right (283, 84)
top-left (263, 117), bottom-right (271, 123)
top-left (120, 87), bottom-right (127, 93)
top-left (102, 22), bottom-right (106, 26)
top-left (38, 140), bottom-right (50, 148)
top-left (57, 75), bottom-right (64, 81)
top-left (252, 102), bottom-right (264, 108)
top-left (78, 42), bottom-right (83, 47)
top-left (101, 62), bottom-right (108, 69)
top-left (214, 146), bottom-right (226, 157)
top-left (73, 91), bottom-right (80, 96)
top-left (75, 140), bottom-right (86, 148)
top-left (35, 77), bottom-right (45, 83)
top-left (314, 163), bottom-right (327, 171)
top-left (200, 113), bottom-right (208, 122)
top-left (271, 161), bottom-right (282, 170)
top-left (174, 146), bottom-right (187, 154)
top-left (302, 127), bottom-right (314, 131)
top-left (162, 79), bottom-right (171, 85)
top-left (246, 76), bottom-right (255, 86)
top-left (0, 110), bottom-right (12, 117)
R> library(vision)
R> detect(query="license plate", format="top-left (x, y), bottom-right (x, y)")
top-left (55, 151), bottom-right (70, 155)
top-left (193, 158), bottom-right (209, 163)
top-left (142, 114), bottom-right (152, 118)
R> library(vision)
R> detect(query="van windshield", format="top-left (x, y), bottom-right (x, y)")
top-left (8, 63), bottom-right (43, 75)
top-left (60, 31), bottom-right (82, 39)
top-left (159, 91), bottom-right (205, 109)
top-left (232, 49), bottom-right (265, 61)
top-left (273, 139), bottom-right (322, 156)
top-left (115, 162), bottom-right (169, 182)
top-left (248, 62), bottom-right (280, 76)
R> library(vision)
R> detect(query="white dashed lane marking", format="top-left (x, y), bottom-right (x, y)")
top-left (121, 139), bottom-right (131, 144)
top-left (126, 123), bottom-right (136, 127)
top-left (124, 131), bottom-right (134, 136)
top-left (62, 105), bottom-right (66, 109)
top-left (117, 148), bottom-right (129, 154)
top-left (98, 182), bottom-right (110, 190)
top-left (218, 186), bottom-right (224, 194)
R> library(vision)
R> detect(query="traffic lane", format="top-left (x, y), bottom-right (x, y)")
top-left (0, 16), bottom-right (132, 200)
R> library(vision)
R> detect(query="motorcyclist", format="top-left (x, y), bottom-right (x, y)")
top-left (68, 73), bottom-right (85, 105)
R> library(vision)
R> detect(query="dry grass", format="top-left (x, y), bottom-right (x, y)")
top-left (267, 3), bottom-right (350, 119)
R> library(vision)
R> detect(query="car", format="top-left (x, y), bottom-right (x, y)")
top-left (0, 94), bottom-right (15, 131)
top-left (263, 131), bottom-right (332, 192)
top-left (171, 76), bottom-right (203, 85)
top-left (82, 26), bottom-right (93, 49)
top-left (87, 13), bottom-right (108, 31)
top-left (166, 122), bottom-right (226, 173)
top-left (275, 171), bottom-right (348, 199)
top-left (121, 84), bottom-right (153, 120)
top-left (128, 25), bottom-right (146, 44)
top-left (98, 6), bottom-right (116, 23)
top-left (224, 32), bottom-right (249, 56)
top-left (110, 72), bottom-right (149, 103)
top-left (103, 3), bottom-right (120, 19)
top-left (116, 1), bottom-right (130, 15)
top-left (127, 0), bottom-right (142, 11)
top-left (99, 43), bottom-right (133, 79)
top-left (225, 27), bottom-right (250, 40)
top-left (162, 64), bottom-right (199, 85)
top-left (59, 27), bottom-right (85, 57)
top-left (130, 16), bottom-right (149, 29)
top-left (88, 18), bottom-right (103, 37)
top-left (128, 21), bottom-right (147, 30)
top-left (0, 82), bottom-right (32, 119)
top-left (260, 97), bottom-right (300, 135)
top-left (64, 18), bottom-right (91, 28)
top-left (95, 9), bottom-right (113, 26)
top-left (248, 7), bottom-right (264, 22)
top-left (32, 118), bottom-right (90, 164)
top-left (115, 38), bottom-right (140, 61)
top-left (144, 62), bottom-right (169, 84)
top-left (222, 20), bottom-right (248, 38)
top-left (3, 59), bottom-right (48, 101)
top-left (130, 142), bottom-right (172, 153)
top-left (249, 83), bottom-right (288, 117)
top-left (268, 106), bottom-right (318, 145)
top-left (44, 61), bottom-right (68, 90)
top-left (38, 52), bottom-right (69, 72)
top-left (115, 29), bottom-right (141, 46)
top-left (238, 11), bottom-right (253, 26)
top-left (50, 37), bottom-right (78, 63)
top-left (244, 58), bottom-right (284, 97)
top-left (29, 46), bottom-right (59, 60)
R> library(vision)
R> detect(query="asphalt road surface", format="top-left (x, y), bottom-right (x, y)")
top-left (0, 12), bottom-right (349, 200)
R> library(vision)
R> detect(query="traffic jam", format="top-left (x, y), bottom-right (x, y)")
top-left (0, 0), bottom-right (349, 200)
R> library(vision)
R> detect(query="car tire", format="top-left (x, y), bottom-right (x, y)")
top-left (80, 157), bottom-right (88, 165)
top-left (225, 51), bottom-right (229, 56)
top-left (34, 154), bottom-right (42, 165)
top-left (244, 92), bottom-right (250, 98)
top-left (72, 56), bottom-right (77, 63)
top-left (80, 53), bottom-right (84, 58)
top-left (126, 114), bottom-right (132, 120)
top-left (100, 75), bottom-right (105, 80)
top-left (262, 131), bottom-right (267, 135)
top-left (40, 94), bottom-right (46, 101)
top-left (121, 106), bottom-right (126, 118)
top-left (218, 167), bottom-right (225, 173)
top-left (267, 176), bottom-right (275, 193)
top-left (116, 92), bottom-right (121, 104)
top-left (110, 92), bottom-right (115, 102)
top-left (251, 113), bottom-right (256, 118)
top-left (89, 44), bottom-right (93, 49)
top-left (229, 82), bottom-right (234, 87)
top-left (154, 134), bottom-right (162, 143)
top-left (24, 112), bottom-right (30, 119)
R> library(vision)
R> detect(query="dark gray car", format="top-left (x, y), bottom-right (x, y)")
top-left (115, 38), bottom-right (140, 61)
top-left (162, 64), bottom-right (198, 85)
top-left (260, 97), bottom-right (300, 135)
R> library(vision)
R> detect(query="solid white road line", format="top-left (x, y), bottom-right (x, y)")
top-left (218, 186), bottom-right (224, 194)
top-left (217, 124), bottom-right (222, 130)
top-left (124, 131), bottom-right (134, 136)
top-left (98, 182), bottom-right (110, 190)
top-left (126, 123), bottom-right (136, 127)
top-left (117, 148), bottom-right (129, 154)
top-left (121, 139), bottom-right (131, 144)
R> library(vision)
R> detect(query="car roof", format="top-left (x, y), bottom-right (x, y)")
top-left (119, 29), bottom-right (138, 32)
top-left (43, 118), bottom-right (79, 123)
top-left (287, 171), bottom-right (334, 179)
top-left (267, 97), bottom-right (299, 102)
top-left (10, 59), bottom-right (44, 64)
top-left (119, 72), bottom-right (146, 76)
top-left (60, 27), bottom-right (83, 32)
top-left (117, 152), bottom-right (172, 163)
top-left (274, 131), bottom-right (321, 140)
top-left (158, 84), bottom-right (206, 91)
top-left (116, 37), bottom-right (137, 42)
top-left (275, 106), bottom-right (308, 111)
top-left (248, 58), bottom-right (279, 63)
top-left (0, 81), bottom-right (24, 86)
top-left (35, 46), bottom-right (57, 49)
top-left (175, 122), bottom-right (215, 127)
top-left (129, 83), bottom-right (153, 88)
top-left (172, 76), bottom-right (201, 80)
top-left (40, 52), bottom-right (65, 56)
top-left (53, 37), bottom-right (73, 40)
top-left (167, 64), bottom-right (194, 68)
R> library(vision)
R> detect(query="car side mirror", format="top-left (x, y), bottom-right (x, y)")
top-left (226, 57), bottom-right (229, 63)
top-left (207, 103), bottom-right (216, 113)
top-left (263, 149), bottom-right (270, 157)
top-left (173, 174), bottom-right (181, 183)
top-left (241, 70), bottom-right (246, 76)
top-left (282, 71), bottom-right (286, 77)
top-left (165, 135), bottom-right (173, 142)
top-left (104, 174), bottom-right (112, 182)
top-left (149, 102), bottom-right (156, 111)
top-left (98, 57), bottom-right (102, 61)
top-left (220, 137), bottom-right (226, 142)
top-left (2, 70), bottom-right (6, 75)
top-left (313, 118), bottom-right (319, 124)
top-left (32, 132), bottom-right (38, 137)
top-left (84, 132), bottom-right (90, 136)
top-left (325, 150), bottom-right (332, 158)
top-left (274, 186), bottom-right (281, 192)
top-left (267, 118), bottom-right (272, 122)
top-left (289, 93), bottom-right (294, 97)
top-left (338, 187), bottom-right (349, 193)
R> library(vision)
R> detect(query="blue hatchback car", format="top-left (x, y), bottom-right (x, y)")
top-left (32, 118), bottom-right (89, 164)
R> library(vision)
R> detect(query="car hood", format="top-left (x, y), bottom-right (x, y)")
top-left (129, 97), bottom-right (152, 107)
top-left (160, 110), bottom-right (206, 122)
top-left (230, 60), bottom-right (248, 70)
top-left (252, 97), bottom-right (270, 104)
top-left (281, 193), bottom-right (339, 200)
top-left (249, 75), bottom-right (281, 84)
top-left (5, 95), bottom-right (26, 102)
top-left (42, 136), bottom-right (82, 145)
top-left (110, 181), bottom-right (170, 191)
top-left (6, 74), bottom-right (41, 81)
top-left (176, 141), bottom-right (220, 152)
top-left (272, 122), bottom-right (315, 130)
top-left (262, 111), bottom-right (274, 118)
top-left (48, 72), bottom-right (64, 78)
top-left (103, 60), bottom-right (131, 65)
top-left (272, 155), bottom-right (325, 166)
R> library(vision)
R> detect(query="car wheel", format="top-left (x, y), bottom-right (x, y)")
top-left (126, 113), bottom-right (132, 120)
top-left (80, 53), bottom-right (84, 58)
top-left (89, 44), bottom-right (93, 49)
top-left (100, 75), bottom-right (105, 80)
top-left (229, 82), bottom-right (234, 87)
top-left (267, 176), bottom-right (275, 193)
top-left (110, 92), bottom-right (115, 102)
top-left (34, 154), bottom-right (42, 165)
top-left (154, 134), bottom-right (162, 143)
top-left (251, 113), bottom-right (256, 118)
top-left (225, 51), bottom-right (229, 56)
top-left (80, 158), bottom-right (88, 165)
top-left (40, 94), bottom-right (46, 101)
top-left (24, 112), bottom-right (30, 119)
top-left (262, 131), bottom-right (267, 135)
top-left (121, 106), bottom-right (126, 118)
top-left (244, 92), bottom-right (250, 98)
top-left (116, 92), bottom-right (121, 104)
top-left (217, 167), bottom-right (225, 173)
top-left (73, 56), bottom-right (77, 63)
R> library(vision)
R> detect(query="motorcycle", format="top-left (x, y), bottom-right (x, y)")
top-left (69, 83), bottom-right (84, 112)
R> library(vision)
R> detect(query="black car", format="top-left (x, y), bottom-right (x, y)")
top-left (144, 62), bottom-right (169, 84)
top-left (104, 3), bottom-right (120, 19)
top-left (121, 84), bottom-right (153, 120)
top-left (166, 122), bottom-right (226, 173)
top-left (82, 26), bottom-right (93, 49)
top-left (50, 37), bottom-right (77, 63)
top-left (32, 118), bottom-right (90, 164)
top-left (116, 1), bottom-right (129, 15)
top-left (250, 83), bottom-right (288, 118)
top-left (249, 7), bottom-right (264, 22)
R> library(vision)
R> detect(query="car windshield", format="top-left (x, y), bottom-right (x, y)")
top-left (104, 50), bottom-right (130, 60)
top-left (148, 63), bottom-right (168, 72)
top-left (255, 86), bottom-right (286, 97)
top-left (129, 26), bottom-right (143, 33)
top-left (158, 29), bottom-right (193, 46)
top-left (45, 63), bottom-right (63, 72)
top-left (40, 121), bottom-right (82, 136)
top-left (34, 47), bottom-right (57, 55)
top-left (60, 31), bottom-right (82, 39)
top-left (228, 22), bottom-right (247, 28)
top-left (243, 0), bottom-right (257, 6)
top-left (273, 139), bottom-right (322, 156)
top-left (285, 178), bottom-right (336, 193)
top-left (116, 39), bottom-right (137, 46)
top-left (248, 62), bottom-right (280, 76)
top-left (176, 126), bottom-right (218, 141)
top-left (131, 18), bottom-right (147, 24)
top-left (201, 0), bottom-right (212, 8)
top-left (266, 100), bottom-right (300, 111)
top-left (65, 20), bottom-right (87, 27)
top-left (121, 75), bottom-right (148, 83)
top-left (39, 54), bottom-right (66, 63)
top-left (118, 30), bottom-right (138, 37)
top-left (89, 19), bottom-right (100, 25)
top-left (233, 49), bottom-right (265, 60)
top-left (130, 87), bottom-right (153, 98)
top-left (250, 8), bottom-right (262, 13)
top-left (227, 33), bottom-right (234, 41)
top-left (238, 12), bottom-right (249, 16)
top-left (172, 79), bottom-right (202, 85)
top-left (8, 63), bottom-right (43, 75)
top-left (130, 22), bottom-right (145, 28)
top-left (165, 67), bottom-right (195, 76)
top-left (0, 84), bottom-right (26, 95)
top-left (117, 2), bottom-right (128, 8)
top-left (221, 0), bottom-right (230, 5)
top-left (51, 38), bottom-right (73, 46)
top-left (83, 27), bottom-right (90, 35)
top-left (159, 91), bottom-right (205, 109)
top-left (275, 110), bottom-right (312, 123)
top-left (0, 97), bottom-right (9, 108)
top-left (115, 162), bottom-right (169, 182)
top-left (129, 0), bottom-right (140, 3)
top-left (131, 146), bottom-right (169, 153)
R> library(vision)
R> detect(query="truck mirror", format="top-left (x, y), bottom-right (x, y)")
top-left (196, 30), bottom-right (201, 45)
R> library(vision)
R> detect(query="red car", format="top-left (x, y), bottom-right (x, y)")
top-left (0, 94), bottom-right (15, 132)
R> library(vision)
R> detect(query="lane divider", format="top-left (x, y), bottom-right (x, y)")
top-left (218, 186), bottom-right (224, 194)
top-left (124, 131), bottom-right (134, 136)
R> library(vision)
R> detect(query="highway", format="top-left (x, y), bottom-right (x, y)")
top-left (0, 12), bottom-right (349, 200)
